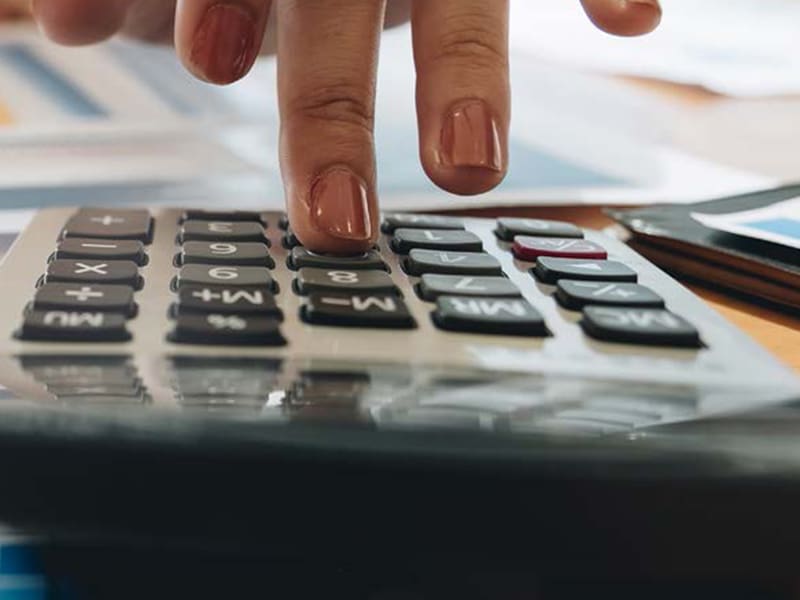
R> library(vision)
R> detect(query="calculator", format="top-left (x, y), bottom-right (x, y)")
top-left (0, 206), bottom-right (798, 570)
top-left (0, 205), bottom-right (796, 434)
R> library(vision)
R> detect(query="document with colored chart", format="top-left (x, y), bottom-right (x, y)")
top-left (692, 197), bottom-right (800, 250)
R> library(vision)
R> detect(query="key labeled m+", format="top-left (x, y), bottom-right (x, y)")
top-left (175, 285), bottom-right (282, 318)
top-left (303, 293), bottom-right (416, 329)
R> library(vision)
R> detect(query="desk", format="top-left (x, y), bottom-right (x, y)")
top-left (459, 205), bottom-right (800, 373)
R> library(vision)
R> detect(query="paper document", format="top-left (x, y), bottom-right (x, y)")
top-left (510, 0), bottom-right (800, 97)
top-left (692, 198), bottom-right (800, 250)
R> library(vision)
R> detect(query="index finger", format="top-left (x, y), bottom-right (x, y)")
top-left (580, 0), bottom-right (662, 36)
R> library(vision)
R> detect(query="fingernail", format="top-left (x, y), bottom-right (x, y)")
top-left (627, 0), bottom-right (660, 6)
top-left (440, 99), bottom-right (503, 172)
top-left (191, 4), bottom-right (256, 84)
top-left (309, 167), bottom-right (371, 241)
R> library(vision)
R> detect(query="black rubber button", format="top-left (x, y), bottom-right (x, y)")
top-left (495, 218), bottom-right (583, 241)
top-left (62, 208), bottom-right (153, 243)
top-left (381, 214), bottom-right (465, 233)
top-left (17, 311), bottom-right (131, 342)
top-left (53, 238), bottom-right (147, 266)
top-left (302, 293), bottom-right (416, 329)
top-left (32, 283), bottom-right (136, 317)
top-left (180, 210), bottom-right (268, 225)
top-left (391, 228), bottom-right (482, 254)
top-left (533, 257), bottom-right (637, 284)
top-left (418, 274), bottom-right (521, 301)
top-left (174, 265), bottom-right (276, 291)
top-left (581, 306), bottom-right (701, 347)
top-left (169, 314), bottom-right (286, 346)
top-left (556, 281), bottom-right (665, 310)
top-left (179, 241), bottom-right (275, 268)
top-left (295, 268), bottom-right (398, 295)
top-left (403, 249), bottom-right (502, 276)
top-left (173, 285), bottom-right (282, 318)
top-left (433, 296), bottom-right (548, 337)
top-left (43, 259), bottom-right (141, 289)
top-left (179, 221), bottom-right (267, 243)
top-left (288, 247), bottom-right (386, 271)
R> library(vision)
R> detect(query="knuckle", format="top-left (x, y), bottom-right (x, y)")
top-left (290, 81), bottom-right (375, 134)
top-left (434, 16), bottom-right (507, 70)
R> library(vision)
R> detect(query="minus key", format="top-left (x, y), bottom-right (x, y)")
top-left (52, 238), bottom-right (148, 266)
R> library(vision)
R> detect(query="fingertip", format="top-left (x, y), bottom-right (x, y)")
top-left (582, 0), bottom-right (662, 37)
top-left (424, 163), bottom-right (508, 197)
top-left (32, 0), bottom-right (127, 45)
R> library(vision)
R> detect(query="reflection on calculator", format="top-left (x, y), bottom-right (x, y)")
top-left (0, 207), bottom-right (797, 435)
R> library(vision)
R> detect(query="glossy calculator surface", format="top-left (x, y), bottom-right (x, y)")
top-left (0, 207), bottom-right (796, 434)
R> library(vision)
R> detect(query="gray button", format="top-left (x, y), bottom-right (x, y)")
top-left (433, 296), bottom-right (548, 337)
top-left (44, 259), bottom-right (141, 288)
top-left (175, 265), bottom-right (276, 290)
top-left (174, 285), bottom-right (282, 318)
top-left (288, 247), bottom-right (386, 271)
top-left (404, 249), bottom-right (502, 276)
top-left (169, 314), bottom-right (286, 346)
top-left (391, 229), bottom-right (482, 254)
top-left (302, 293), bottom-right (416, 329)
top-left (295, 268), bottom-right (398, 295)
top-left (17, 311), bottom-right (131, 342)
top-left (495, 218), bottom-right (583, 241)
top-left (556, 281), bottom-right (664, 310)
top-left (581, 307), bottom-right (701, 347)
top-left (381, 214), bottom-right (464, 233)
top-left (180, 210), bottom-right (268, 225)
top-left (533, 257), bottom-right (637, 284)
top-left (180, 220), bottom-right (267, 243)
top-left (418, 275), bottom-right (521, 301)
top-left (62, 208), bottom-right (153, 243)
top-left (53, 238), bottom-right (147, 265)
top-left (179, 241), bottom-right (275, 268)
top-left (32, 283), bottom-right (136, 316)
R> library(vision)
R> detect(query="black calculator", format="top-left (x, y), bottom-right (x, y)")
top-left (0, 206), bottom-right (798, 571)
top-left (0, 206), bottom-right (796, 431)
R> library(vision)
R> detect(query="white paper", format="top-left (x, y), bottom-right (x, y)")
top-left (692, 197), bottom-right (800, 250)
top-left (510, 0), bottom-right (800, 97)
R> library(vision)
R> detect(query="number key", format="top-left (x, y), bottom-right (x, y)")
top-left (294, 268), bottom-right (398, 295)
top-left (173, 265), bottom-right (276, 291)
top-left (179, 220), bottom-right (267, 243)
top-left (178, 241), bottom-right (275, 268)
top-left (391, 228), bottom-right (482, 254)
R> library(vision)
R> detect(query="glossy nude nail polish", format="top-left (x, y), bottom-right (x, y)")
top-left (190, 4), bottom-right (256, 84)
top-left (440, 100), bottom-right (503, 172)
top-left (309, 168), bottom-right (372, 242)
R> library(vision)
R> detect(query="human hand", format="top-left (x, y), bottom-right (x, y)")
top-left (31, 0), bottom-right (661, 254)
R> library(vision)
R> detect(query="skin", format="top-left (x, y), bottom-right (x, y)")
top-left (26, 0), bottom-right (662, 254)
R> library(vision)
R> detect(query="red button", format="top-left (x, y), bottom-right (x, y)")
top-left (512, 236), bottom-right (607, 261)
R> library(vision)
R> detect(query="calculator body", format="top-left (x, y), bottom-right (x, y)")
top-left (0, 207), bottom-right (798, 576)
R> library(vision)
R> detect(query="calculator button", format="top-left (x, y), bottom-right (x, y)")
top-left (174, 285), bottom-right (282, 318)
top-left (169, 314), bottom-right (286, 346)
top-left (32, 283), bottom-right (136, 316)
top-left (62, 209), bottom-right (153, 243)
top-left (391, 229), bottom-right (483, 254)
top-left (44, 260), bottom-right (142, 289)
top-left (556, 281), bottom-right (665, 310)
top-left (581, 307), bottom-right (701, 348)
top-left (403, 249), bottom-right (502, 276)
top-left (53, 238), bottom-right (147, 266)
top-left (283, 226), bottom-right (302, 249)
top-left (174, 265), bottom-right (276, 290)
top-left (381, 214), bottom-right (465, 233)
top-left (179, 241), bottom-right (275, 268)
top-left (179, 221), bottom-right (267, 243)
top-left (47, 383), bottom-right (142, 397)
top-left (418, 275), bottom-right (521, 301)
top-left (433, 296), bottom-right (548, 337)
top-left (17, 311), bottom-right (131, 342)
top-left (512, 237), bottom-right (607, 261)
top-left (295, 268), bottom-right (398, 295)
top-left (302, 293), bottom-right (416, 329)
top-left (180, 210), bottom-right (268, 225)
top-left (279, 213), bottom-right (290, 230)
top-left (533, 258), bottom-right (637, 284)
top-left (495, 218), bottom-right (583, 241)
top-left (288, 247), bottom-right (386, 271)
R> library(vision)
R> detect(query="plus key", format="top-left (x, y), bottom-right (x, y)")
top-left (32, 283), bottom-right (137, 317)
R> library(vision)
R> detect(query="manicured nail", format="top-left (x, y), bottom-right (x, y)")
top-left (628, 0), bottom-right (660, 6)
top-left (309, 167), bottom-right (371, 241)
top-left (440, 100), bottom-right (503, 172)
top-left (191, 4), bottom-right (256, 84)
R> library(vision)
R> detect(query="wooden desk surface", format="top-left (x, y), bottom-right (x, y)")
top-left (457, 205), bottom-right (800, 373)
